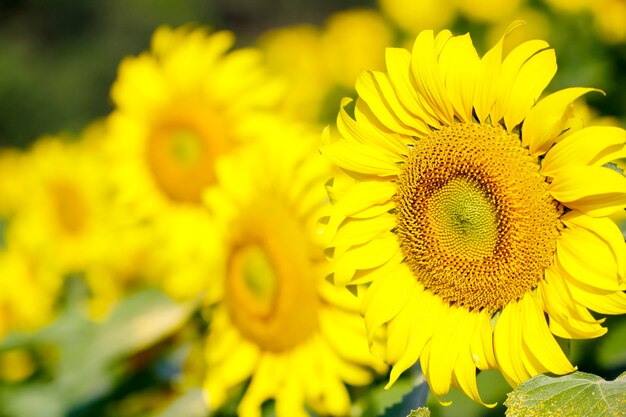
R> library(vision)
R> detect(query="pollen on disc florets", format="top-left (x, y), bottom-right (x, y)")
top-left (395, 123), bottom-right (562, 313)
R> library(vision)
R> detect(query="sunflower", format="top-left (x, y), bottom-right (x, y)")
top-left (320, 23), bottom-right (626, 405)
top-left (7, 134), bottom-right (112, 276)
top-left (106, 25), bottom-right (282, 301)
top-left (202, 117), bottom-right (386, 417)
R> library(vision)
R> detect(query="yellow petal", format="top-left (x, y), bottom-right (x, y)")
top-left (541, 126), bottom-right (626, 177)
top-left (438, 33), bottom-right (479, 122)
top-left (238, 354), bottom-right (285, 417)
top-left (385, 47), bottom-right (441, 128)
top-left (331, 180), bottom-right (396, 217)
top-left (354, 99), bottom-right (420, 153)
top-left (549, 165), bottom-right (626, 217)
top-left (332, 236), bottom-right (399, 285)
top-left (274, 362), bottom-right (309, 417)
top-left (474, 21), bottom-right (524, 123)
top-left (318, 308), bottom-right (377, 365)
top-left (522, 87), bottom-right (601, 155)
top-left (469, 310), bottom-right (497, 371)
top-left (502, 48), bottom-right (556, 130)
top-left (362, 266), bottom-right (415, 340)
top-left (410, 30), bottom-right (455, 124)
top-left (562, 211), bottom-right (626, 279)
top-left (357, 71), bottom-right (430, 136)
top-left (452, 350), bottom-right (496, 407)
top-left (386, 286), bottom-right (437, 382)
top-left (320, 139), bottom-right (401, 177)
top-left (336, 97), bottom-right (408, 156)
top-left (332, 217), bottom-right (396, 247)
top-left (557, 226), bottom-right (624, 292)
top-left (426, 305), bottom-right (478, 397)
top-left (494, 299), bottom-right (531, 386)
top-left (566, 280), bottom-right (626, 315)
top-left (520, 293), bottom-right (576, 375)
top-left (490, 39), bottom-right (551, 125)
top-left (541, 268), bottom-right (607, 339)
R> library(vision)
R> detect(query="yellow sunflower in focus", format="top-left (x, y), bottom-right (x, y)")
top-left (321, 23), bottom-right (626, 404)
top-left (106, 25), bottom-right (282, 301)
top-left (202, 118), bottom-right (386, 417)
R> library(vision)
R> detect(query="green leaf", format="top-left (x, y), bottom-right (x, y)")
top-left (504, 371), bottom-right (626, 417)
top-left (407, 407), bottom-right (430, 417)
top-left (0, 289), bottom-right (196, 417)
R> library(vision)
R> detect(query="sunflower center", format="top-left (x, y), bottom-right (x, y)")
top-left (146, 109), bottom-right (229, 204)
top-left (428, 177), bottom-right (499, 259)
top-left (225, 199), bottom-right (319, 352)
top-left (395, 123), bottom-right (562, 313)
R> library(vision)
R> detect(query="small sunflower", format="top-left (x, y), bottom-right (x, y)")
top-left (106, 25), bottom-right (283, 301)
top-left (321, 23), bottom-right (626, 404)
top-left (202, 118), bottom-right (386, 417)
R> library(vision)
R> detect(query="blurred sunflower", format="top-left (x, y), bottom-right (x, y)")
top-left (7, 134), bottom-right (112, 276)
top-left (258, 8), bottom-right (392, 124)
top-left (202, 117), bottom-right (386, 417)
top-left (106, 25), bottom-right (283, 301)
top-left (321, 23), bottom-right (626, 404)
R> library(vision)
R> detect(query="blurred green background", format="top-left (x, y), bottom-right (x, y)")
top-left (0, 0), bottom-right (367, 148)
top-left (1, 0), bottom-right (625, 149)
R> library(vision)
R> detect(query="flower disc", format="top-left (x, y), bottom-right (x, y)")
top-left (396, 123), bottom-right (562, 312)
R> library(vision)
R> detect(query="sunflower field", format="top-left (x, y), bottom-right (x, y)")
top-left (1, 1), bottom-right (626, 416)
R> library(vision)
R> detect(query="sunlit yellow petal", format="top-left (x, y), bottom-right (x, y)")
top-left (522, 88), bottom-right (601, 155)
top-left (541, 126), bottom-right (626, 177)
top-left (494, 300), bottom-right (530, 386)
top-left (410, 30), bottom-right (455, 124)
top-left (331, 180), bottom-right (396, 217)
top-left (557, 226), bottom-right (623, 292)
top-left (438, 33), bottom-right (479, 122)
top-left (549, 165), bottom-right (626, 217)
top-left (385, 47), bottom-right (441, 129)
top-left (502, 47), bottom-right (556, 129)
top-left (562, 211), bottom-right (626, 278)
top-left (520, 293), bottom-right (575, 375)
top-left (362, 265), bottom-right (415, 339)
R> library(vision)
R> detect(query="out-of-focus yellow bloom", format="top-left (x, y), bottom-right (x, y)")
top-left (7, 135), bottom-right (113, 276)
top-left (106, 25), bottom-right (283, 302)
top-left (455, 0), bottom-right (525, 23)
top-left (457, 0), bottom-right (526, 23)
top-left (202, 117), bottom-right (386, 417)
top-left (259, 9), bottom-right (392, 124)
top-left (591, 0), bottom-right (626, 43)
top-left (322, 8), bottom-right (393, 89)
top-left (258, 25), bottom-right (330, 122)
top-left (377, 0), bottom-right (456, 34)
top-left (321, 23), bottom-right (626, 404)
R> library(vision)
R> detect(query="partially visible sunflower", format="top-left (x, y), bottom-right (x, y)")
top-left (106, 25), bottom-right (283, 301)
top-left (7, 133), bottom-right (112, 276)
top-left (202, 117), bottom-right (386, 417)
top-left (258, 9), bottom-right (392, 125)
top-left (321, 23), bottom-right (626, 404)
